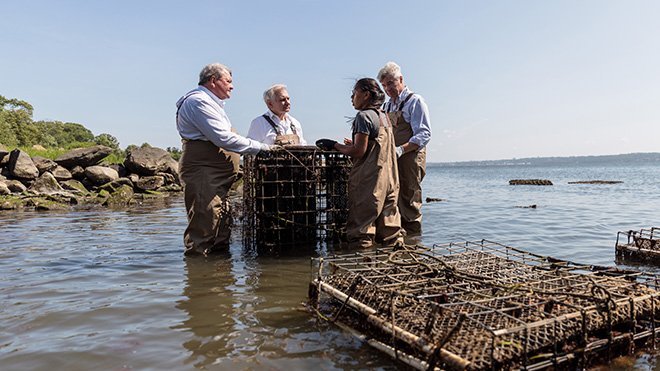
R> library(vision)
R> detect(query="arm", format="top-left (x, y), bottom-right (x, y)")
top-left (335, 133), bottom-right (368, 158)
top-left (404, 95), bottom-right (431, 152)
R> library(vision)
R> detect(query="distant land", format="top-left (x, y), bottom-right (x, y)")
top-left (435, 152), bottom-right (660, 167)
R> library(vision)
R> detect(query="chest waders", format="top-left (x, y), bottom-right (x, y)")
top-left (262, 114), bottom-right (301, 146)
top-left (385, 93), bottom-right (427, 236)
top-left (346, 109), bottom-right (403, 248)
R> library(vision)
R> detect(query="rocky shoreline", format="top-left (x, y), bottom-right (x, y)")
top-left (0, 145), bottom-right (181, 210)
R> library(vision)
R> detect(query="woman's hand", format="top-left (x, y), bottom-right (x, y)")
top-left (343, 137), bottom-right (352, 145)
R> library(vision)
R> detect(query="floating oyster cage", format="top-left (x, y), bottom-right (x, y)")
top-left (616, 227), bottom-right (660, 261)
top-left (309, 240), bottom-right (660, 370)
top-left (243, 146), bottom-right (351, 248)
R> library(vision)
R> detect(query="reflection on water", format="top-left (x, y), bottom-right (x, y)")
top-left (1, 164), bottom-right (659, 370)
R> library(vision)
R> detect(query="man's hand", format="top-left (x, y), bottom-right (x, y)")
top-left (267, 144), bottom-right (283, 151)
top-left (396, 146), bottom-right (404, 158)
top-left (315, 138), bottom-right (338, 151)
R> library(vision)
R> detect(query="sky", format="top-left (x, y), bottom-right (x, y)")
top-left (1, 0), bottom-right (659, 162)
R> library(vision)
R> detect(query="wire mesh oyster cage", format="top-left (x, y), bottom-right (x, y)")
top-left (616, 227), bottom-right (660, 262)
top-left (308, 240), bottom-right (660, 370)
top-left (243, 146), bottom-right (351, 248)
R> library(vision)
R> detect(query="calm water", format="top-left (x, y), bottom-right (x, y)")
top-left (1, 163), bottom-right (659, 370)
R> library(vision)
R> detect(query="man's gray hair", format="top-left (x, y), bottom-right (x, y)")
top-left (198, 63), bottom-right (232, 85)
top-left (263, 84), bottom-right (288, 103)
top-left (377, 61), bottom-right (403, 81)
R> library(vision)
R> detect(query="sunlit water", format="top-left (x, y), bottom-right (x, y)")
top-left (1, 163), bottom-right (658, 370)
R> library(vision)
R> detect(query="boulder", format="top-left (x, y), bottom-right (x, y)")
top-left (70, 166), bottom-right (85, 180)
top-left (124, 147), bottom-right (172, 176)
top-left (157, 172), bottom-right (176, 185)
top-left (103, 184), bottom-right (135, 207)
top-left (84, 165), bottom-right (119, 185)
top-left (55, 145), bottom-right (113, 168)
top-left (98, 177), bottom-right (134, 192)
top-left (32, 156), bottom-right (59, 174)
top-left (108, 163), bottom-right (127, 178)
top-left (8, 149), bottom-right (39, 179)
top-left (60, 179), bottom-right (90, 194)
top-left (136, 175), bottom-right (165, 191)
top-left (28, 172), bottom-right (64, 194)
top-left (0, 145), bottom-right (9, 164)
top-left (5, 179), bottom-right (27, 193)
top-left (51, 166), bottom-right (72, 181)
top-left (127, 173), bottom-right (140, 184)
top-left (0, 181), bottom-right (9, 195)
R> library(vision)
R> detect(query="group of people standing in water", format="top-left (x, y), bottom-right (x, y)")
top-left (176, 61), bottom-right (431, 256)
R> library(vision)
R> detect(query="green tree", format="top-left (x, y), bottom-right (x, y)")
top-left (94, 133), bottom-right (120, 150)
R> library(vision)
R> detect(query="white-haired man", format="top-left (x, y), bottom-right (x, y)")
top-left (247, 84), bottom-right (306, 145)
top-left (377, 61), bottom-right (431, 237)
top-left (176, 62), bottom-right (277, 256)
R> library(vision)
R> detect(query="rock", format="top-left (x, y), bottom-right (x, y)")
top-left (157, 172), bottom-right (176, 185)
top-left (103, 184), bottom-right (135, 207)
top-left (108, 163), bottom-right (127, 178)
top-left (127, 173), bottom-right (140, 184)
top-left (0, 195), bottom-right (23, 210)
top-left (509, 179), bottom-right (553, 186)
top-left (51, 166), bottom-right (72, 181)
top-left (124, 147), bottom-right (173, 176)
top-left (32, 144), bottom-right (47, 151)
top-left (28, 172), bottom-right (64, 194)
top-left (25, 196), bottom-right (70, 211)
top-left (84, 165), bottom-right (119, 185)
top-left (136, 175), bottom-right (165, 191)
top-left (8, 149), bottom-right (39, 179)
top-left (5, 180), bottom-right (27, 193)
top-left (156, 184), bottom-right (182, 192)
top-left (0, 145), bottom-right (9, 164)
top-left (32, 156), bottom-right (59, 174)
top-left (98, 177), bottom-right (134, 192)
top-left (425, 197), bottom-right (446, 203)
top-left (0, 182), bottom-right (9, 195)
top-left (55, 145), bottom-right (113, 168)
top-left (515, 204), bottom-right (538, 208)
top-left (60, 179), bottom-right (90, 194)
top-left (70, 166), bottom-right (85, 180)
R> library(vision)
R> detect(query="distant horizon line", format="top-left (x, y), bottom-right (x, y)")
top-left (432, 152), bottom-right (660, 165)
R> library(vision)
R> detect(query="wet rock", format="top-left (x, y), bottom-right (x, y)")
top-left (156, 184), bottom-right (183, 192)
top-left (55, 145), bottom-right (113, 168)
top-left (509, 179), bottom-right (553, 186)
top-left (98, 177), bottom-right (134, 193)
top-left (515, 204), bottom-right (537, 208)
top-left (136, 175), bottom-right (165, 191)
top-left (8, 149), bottom-right (39, 179)
top-left (0, 195), bottom-right (23, 210)
top-left (85, 165), bottom-right (119, 185)
top-left (25, 196), bottom-right (70, 211)
top-left (157, 172), bottom-right (176, 185)
top-left (60, 179), bottom-right (90, 195)
top-left (124, 147), bottom-right (173, 176)
top-left (0, 182), bottom-right (9, 195)
top-left (28, 172), bottom-right (64, 194)
top-left (103, 184), bottom-right (135, 207)
top-left (51, 165), bottom-right (72, 181)
top-left (32, 156), bottom-right (59, 174)
top-left (5, 180), bottom-right (27, 193)
top-left (425, 197), bottom-right (446, 203)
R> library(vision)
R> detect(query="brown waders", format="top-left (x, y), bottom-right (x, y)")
top-left (346, 110), bottom-right (403, 248)
top-left (387, 94), bottom-right (427, 236)
top-left (179, 140), bottom-right (240, 256)
top-left (261, 114), bottom-right (301, 145)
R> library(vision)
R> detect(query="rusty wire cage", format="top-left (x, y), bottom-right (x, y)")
top-left (309, 240), bottom-right (660, 370)
top-left (616, 227), bottom-right (660, 261)
top-left (243, 146), bottom-right (351, 248)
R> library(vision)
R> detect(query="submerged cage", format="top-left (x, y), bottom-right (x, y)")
top-left (243, 146), bottom-right (351, 248)
top-left (309, 240), bottom-right (660, 370)
top-left (616, 227), bottom-right (660, 261)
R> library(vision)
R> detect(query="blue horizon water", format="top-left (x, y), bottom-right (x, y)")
top-left (0, 161), bottom-right (658, 370)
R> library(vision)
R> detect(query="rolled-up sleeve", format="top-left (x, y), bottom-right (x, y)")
top-left (406, 96), bottom-right (432, 148)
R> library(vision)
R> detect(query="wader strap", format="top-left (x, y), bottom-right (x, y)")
top-left (398, 92), bottom-right (415, 111)
top-left (262, 114), bottom-right (298, 136)
top-left (176, 91), bottom-right (198, 121)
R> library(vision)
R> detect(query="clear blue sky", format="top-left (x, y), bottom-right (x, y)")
top-left (1, 0), bottom-right (658, 162)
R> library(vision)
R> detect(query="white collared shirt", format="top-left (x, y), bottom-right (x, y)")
top-left (383, 87), bottom-right (432, 148)
top-left (176, 86), bottom-right (268, 155)
top-left (247, 110), bottom-right (307, 145)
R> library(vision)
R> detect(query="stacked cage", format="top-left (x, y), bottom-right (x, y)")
top-left (243, 146), bottom-right (351, 248)
top-left (309, 240), bottom-right (660, 370)
top-left (616, 227), bottom-right (660, 261)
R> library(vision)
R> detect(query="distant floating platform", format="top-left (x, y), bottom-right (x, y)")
top-left (568, 180), bottom-right (623, 184)
top-left (509, 179), bottom-right (553, 185)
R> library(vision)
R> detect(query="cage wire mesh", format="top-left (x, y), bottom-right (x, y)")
top-left (616, 227), bottom-right (660, 261)
top-left (243, 146), bottom-right (351, 248)
top-left (309, 240), bottom-right (660, 370)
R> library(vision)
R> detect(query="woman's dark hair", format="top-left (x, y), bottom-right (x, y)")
top-left (354, 78), bottom-right (385, 109)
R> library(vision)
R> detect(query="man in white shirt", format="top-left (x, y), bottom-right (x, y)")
top-left (247, 84), bottom-right (306, 145)
top-left (176, 62), bottom-right (275, 256)
top-left (378, 61), bottom-right (432, 237)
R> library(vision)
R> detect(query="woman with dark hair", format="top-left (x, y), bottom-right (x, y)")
top-left (320, 78), bottom-right (403, 248)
